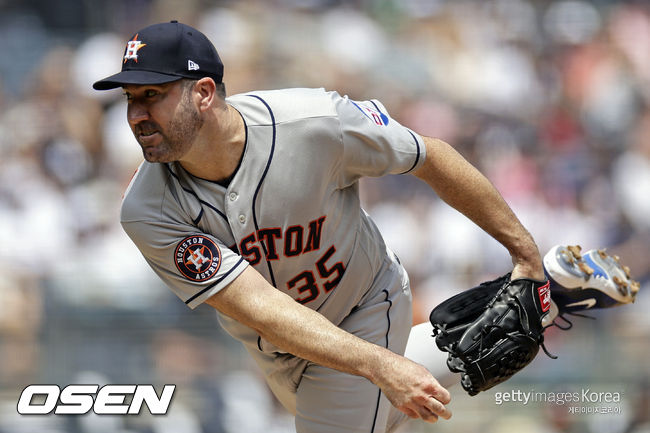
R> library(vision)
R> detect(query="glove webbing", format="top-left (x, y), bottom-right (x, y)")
top-left (466, 291), bottom-right (558, 360)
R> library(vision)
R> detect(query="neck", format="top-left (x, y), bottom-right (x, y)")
top-left (179, 104), bottom-right (245, 182)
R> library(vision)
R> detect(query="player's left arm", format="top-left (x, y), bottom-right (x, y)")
top-left (205, 265), bottom-right (452, 423)
top-left (412, 136), bottom-right (543, 280)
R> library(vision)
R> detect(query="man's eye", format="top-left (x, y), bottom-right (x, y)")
top-left (123, 93), bottom-right (133, 101)
top-left (144, 90), bottom-right (158, 98)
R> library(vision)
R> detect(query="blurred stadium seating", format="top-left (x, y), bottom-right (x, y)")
top-left (0, 1), bottom-right (648, 432)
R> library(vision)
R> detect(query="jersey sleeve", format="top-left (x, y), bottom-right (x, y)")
top-left (121, 218), bottom-right (248, 309)
top-left (330, 91), bottom-right (427, 187)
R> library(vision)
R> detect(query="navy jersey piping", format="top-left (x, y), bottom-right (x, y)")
top-left (400, 130), bottom-right (422, 174)
top-left (369, 100), bottom-right (382, 114)
top-left (370, 289), bottom-right (393, 433)
top-left (368, 100), bottom-right (421, 175)
top-left (192, 208), bottom-right (204, 225)
top-left (165, 165), bottom-right (228, 223)
top-left (223, 115), bottom-right (248, 186)
top-left (248, 94), bottom-right (278, 288)
top-left (185, 116), bottom-right (249, 188)
top-left (184, 256), bottom-right (246, 305)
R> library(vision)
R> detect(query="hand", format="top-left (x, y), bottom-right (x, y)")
top-left (374, 353), bottom-right (452, 423)
top-left (510, 244), bottom-right (545, 281)
top-left (510, 258), bottom-right (545, 281)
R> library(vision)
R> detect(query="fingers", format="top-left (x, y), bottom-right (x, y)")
top-left (401, 405), bottom-right (434, 422)
top-left (430, 381), bottom-right (451, 405)
top-left (415, 393), bottom-right (451, 423)
top-left (426, 395), bottom-right (452, 420)
top-left (415, 407), bottom-right (438, 423)
top-left (400, 397), bottom-right (451, 424)
top-left (381, 357), bottom-right (453, 424)
top-left (400, 389), bottom-right (453, 424)
top-left (423, 378), bottom-right (452, 416)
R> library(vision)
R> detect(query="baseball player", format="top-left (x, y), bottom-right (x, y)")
top-left (93, 21), bottom-right (639, 432)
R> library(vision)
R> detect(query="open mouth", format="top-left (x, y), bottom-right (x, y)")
top-left (135, 121), bottom-right (161, 140)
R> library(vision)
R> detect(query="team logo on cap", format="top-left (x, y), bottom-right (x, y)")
top-left (124, 34), bottom-right (147, 63)
top-left (174, 235), bottom-right (222, 282)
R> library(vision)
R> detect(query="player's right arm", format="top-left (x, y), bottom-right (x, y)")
top-left (412, 136), bottom-right (543, 281)
top-left (204, 265), bottom-right (452, 423)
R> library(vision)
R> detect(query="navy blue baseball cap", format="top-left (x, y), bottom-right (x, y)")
top-left (93, 21), bottom-right (223, 90)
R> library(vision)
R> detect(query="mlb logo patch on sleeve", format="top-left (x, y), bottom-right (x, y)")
top-left (175, 235), bottom-right (222, 282)
top-left (351, 101), bottom-right (389, 126)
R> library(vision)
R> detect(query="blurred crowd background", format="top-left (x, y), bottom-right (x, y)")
top-left (1, 0), bottom-right (649, 432)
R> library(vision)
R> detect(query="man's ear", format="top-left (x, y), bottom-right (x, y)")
top-left (195, 77), bottom-right (218, 112)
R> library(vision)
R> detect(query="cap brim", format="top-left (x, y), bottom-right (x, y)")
top-left (93, 70), bottom-right (182, 90)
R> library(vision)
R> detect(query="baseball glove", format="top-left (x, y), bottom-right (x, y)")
top-left (430, 275), bottom-right (552, 396)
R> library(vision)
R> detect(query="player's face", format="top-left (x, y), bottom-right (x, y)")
top-left (124, 81), bottom-right (203, 163)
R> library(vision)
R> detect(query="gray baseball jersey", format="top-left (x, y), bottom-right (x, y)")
top-left (121, 87), bottom-right (426, 429)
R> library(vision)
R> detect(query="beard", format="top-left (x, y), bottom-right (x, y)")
top-left (136, 92), bottom-right (204, 163)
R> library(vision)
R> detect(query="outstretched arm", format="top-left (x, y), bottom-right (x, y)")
top-left (205, 265), bottom-right (452, 423)
top-left (412, 136), bottom-right (544, 280)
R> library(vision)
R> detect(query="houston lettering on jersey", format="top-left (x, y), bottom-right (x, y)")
top-left (232, 215), bottom-right (346, 305)
top-left (237, 216), bottom-right (326, 265)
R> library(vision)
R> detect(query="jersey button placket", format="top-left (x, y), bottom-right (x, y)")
top-left (224, 184), bottom-right (246, 231)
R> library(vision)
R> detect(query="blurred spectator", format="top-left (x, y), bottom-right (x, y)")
top-left (1, 1), bottom-right (649, 432)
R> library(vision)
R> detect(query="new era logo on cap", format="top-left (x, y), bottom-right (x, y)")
top-left (93, 21), bottom-right (223, 90)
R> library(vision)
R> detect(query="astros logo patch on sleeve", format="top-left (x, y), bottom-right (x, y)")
top-left (174, 235), bottom-right (222, 282)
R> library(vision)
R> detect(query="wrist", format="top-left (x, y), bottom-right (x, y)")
top-left (363, 347), bottom-right (397, 387)
top-left (509, 239), bottom-right (544, 280)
